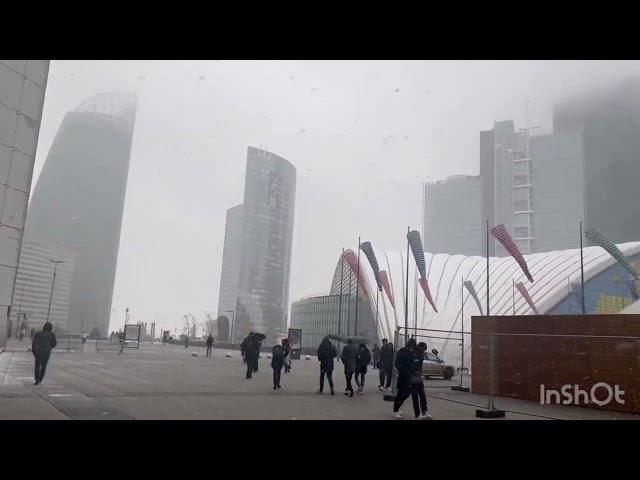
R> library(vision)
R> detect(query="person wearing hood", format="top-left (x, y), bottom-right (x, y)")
top-left (240, 332), bottom-right (253, 364)
top-left (244, 333), bottom-right (262, 379)
top-left (340, 339), bottom-right (358, 397)
top-left (316, 337), bottom-right (337, 395)
top-left (32, 322), bottom-right (57, 385)
top-left (271, 342), bottom-right (287, 389)
top-left (392, 339), bottom-right (432, 419)
top-left (354, 343), bottom-right (372, 394)
top-left (378, 338), bottom-right (394, 391)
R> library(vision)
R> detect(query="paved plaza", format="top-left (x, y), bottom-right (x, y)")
top-left (1, 340), bottom-right (638, 420)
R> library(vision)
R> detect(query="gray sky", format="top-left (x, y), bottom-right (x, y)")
top-left (33, 60), bottom-right (640, 334)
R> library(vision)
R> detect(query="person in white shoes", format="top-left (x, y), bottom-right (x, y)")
top-left (392, 339), bottom-right (434, 420)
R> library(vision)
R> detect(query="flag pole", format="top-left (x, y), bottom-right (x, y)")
top-left (347, 256), bottom-right (352, 337)
top-left (580, 221), bottom-right (586, 315)
top-left (414, 270), bottom-right (418, 338)
top-left (338, 248), bottom-right (344, 337)
top-left (512, 278), bottom-right (515, 315)
top-left (355, 237), bottom-right (360, 337)
top-left (486, 220), bottom-right (490, 316)
top-left (405, 226), bottom-right (410, 344)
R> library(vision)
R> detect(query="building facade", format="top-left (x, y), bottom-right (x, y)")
top-left (290, 241), bottom-right (640, 370)
top-left (423, 175), bottom-right (481, 256)
top-left (9, 240), bottom-right (75, 336)
top-left (290, 294), bottom-right (350, 349)
top-left (0, 60), bottom-right (49, 347)
top-left (219, 146), bottom-right (296, 344)
top-left (480, 120), bottom-right (535, 257)
top-left (554, 78), bottom-right (640, 247)
top-left (216, 204), bottom-right (243, 340)
top-left (22, 92), bottom-right (136, 338)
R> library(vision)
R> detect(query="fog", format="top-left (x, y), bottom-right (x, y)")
top-left (33, 60), bottom-right (640, 335)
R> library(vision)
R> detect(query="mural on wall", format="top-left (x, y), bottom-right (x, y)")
top-left (548, 255), bottom-right (640, 315)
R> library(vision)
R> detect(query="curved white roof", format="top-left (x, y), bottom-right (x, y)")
top-left (331, 242), bottom-right (640, 367)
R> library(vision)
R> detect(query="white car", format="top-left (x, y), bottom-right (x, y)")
top-left (422, 350), bottom-right (455, 380)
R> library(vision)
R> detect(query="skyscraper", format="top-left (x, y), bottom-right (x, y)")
top-left (480, 120), bottom-right (534, 256)
top-left (423, 175), bottom-right (481, 256)
top-left (553, 78), bottom-right (640, 246)
top-left (0, 60), bottom-right (49, 347)
top-left (22, 92), bottom-right (136, 337)
top-left (216, 204), bottom-right (243, 341)
top-left (218, 146), bottom-right (296, 344)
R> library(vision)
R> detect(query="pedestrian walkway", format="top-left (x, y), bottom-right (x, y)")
top-left (1, 342), bottom-right (638, 420)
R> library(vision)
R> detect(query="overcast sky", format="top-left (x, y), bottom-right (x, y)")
top-left (33, 60), bottom-right (640, 334)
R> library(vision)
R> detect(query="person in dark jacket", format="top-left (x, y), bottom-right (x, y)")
top-left (378, 338), bottom-right (394, 391)
top-left (340, 339), bottom-right (358, 397)
top-left (282, 338), bottom-right (292, 373)
top-left (354, 343), bottom-right (372, 394)
top-left (206, 334), bottom-right (214, 358)
top-left (371, 343), bottom-right (380, 370)
top-left (244, 334), bottom-right (261, 379)
top-left (32, 322), bottom-right (57, 385)
top-left (240, 332), bottom-right (253, 364)
top-left (271, 343), bottom-right (287, 389)
top-left (392, 339), bottom-right (432, 419)
top-left (316, 337), bottom-right (337, 395)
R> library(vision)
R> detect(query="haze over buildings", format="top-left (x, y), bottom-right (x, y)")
top-left (21, 92), bottom-right (136, 337)
top-left (23, 60), bottom-right (640, 335)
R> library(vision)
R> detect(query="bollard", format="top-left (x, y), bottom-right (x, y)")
top-left (476, 333), bottom-right (505, 418)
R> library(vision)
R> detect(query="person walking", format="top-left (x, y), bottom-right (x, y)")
top-left (32, 322), bottom-right (57, 385)
top-left (354, 343), bottom-right (372, 394)
top-left (244, 333), bottom-right (262, 379)
top-left (378, 338), bottom-right (394, 391)
top-left (206, 334), bottom-right (214, 358)
top-left (271, 342), bottom-right (287, 389)
top-left (81, 331), bottom-right (88, 345)
top-left (340, 339), bottom-right (358, 397)
top-left (392, 339), bottom-right (432, 419)
top-left (118, 331), bottom-right (125, 354)
top-left (282, 338), bottom-right (292, 373)
top-left (184, 335), bottom-right (189, 349)
top-left (316, 337), bottom-right (336, 395)
top-left (372, 343), bottom-right (380, 370)
top-left (240, 332), bottom-right (253, 364)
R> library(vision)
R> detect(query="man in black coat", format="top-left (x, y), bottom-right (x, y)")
top-left (378, 338), bottom-right (394, 391)
top-left (244, 334), bottom-right (261, 379)
top-left (32, 322), bottom-right (57, 385)
top-left (340, 339), bottom-right (358, 397)
top-left (316, 337), bottom-right (337, 395)
top-left (206, 334), bottom-right (214, 358)
top-left (354, 343), bottom-right (372, 394)
top-left (392, 339), bottom-right (433, 419)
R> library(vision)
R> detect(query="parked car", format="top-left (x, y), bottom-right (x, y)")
top-left (422, 349), bottom-right (455, 380)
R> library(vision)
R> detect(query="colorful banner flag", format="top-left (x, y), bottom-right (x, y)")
top-left (491, 224), bottom-right (534, 282)
top-left (407, 230), bottom-right (426, 279)
top-left (585, 226), bottom-right (639, 280)
top-left (515, 282), bottom-right (539, 315)
top-left (418, 278), bottom-right (438, 313)
top-left (463, 280), bottom-right (484, 315)
top-left (360, 241), bottom-right (382, 291)
top-left (406, 230), bottom-right (436, 312)
top-left (379, 270), bottom-right (395, 308)
top-left (343, 249), bottom-right (369, 297)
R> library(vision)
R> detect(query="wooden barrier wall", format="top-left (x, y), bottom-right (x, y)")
top-left (471, 315), bottom-right (640, 415)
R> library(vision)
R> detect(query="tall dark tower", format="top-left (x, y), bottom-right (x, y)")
top-left (23, 92), bottom-right (136, 337)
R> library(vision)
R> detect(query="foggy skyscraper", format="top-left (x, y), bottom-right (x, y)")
top-left (218, 146), bottom-right (296, 344)
top-left (21, 92), bottom-right (136, 337)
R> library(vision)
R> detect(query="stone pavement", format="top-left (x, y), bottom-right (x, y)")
top-left (1, 341), bottom-right (638, 420)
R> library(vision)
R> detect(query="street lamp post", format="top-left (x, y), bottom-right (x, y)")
top-left (46, 260), bottom-right (65, 324)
